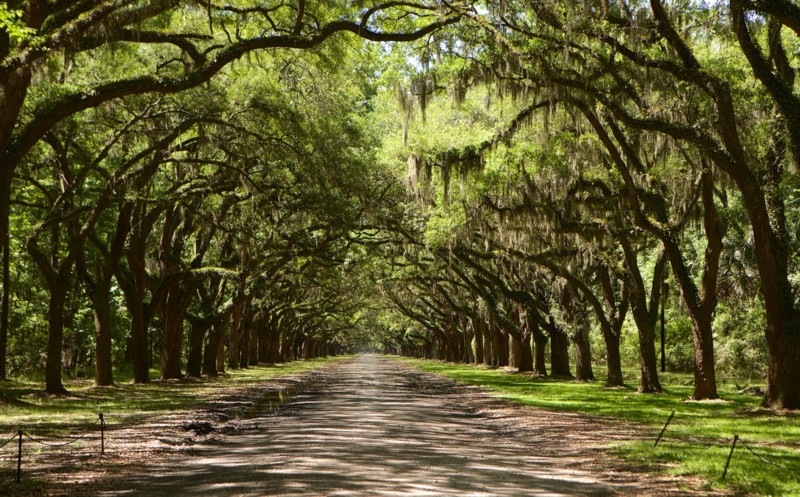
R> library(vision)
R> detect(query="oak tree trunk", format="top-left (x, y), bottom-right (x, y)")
top-left (0, 234), bottom-right (8, 380)
top-left (550, 325), bottom-right (572, 378)
top-left (186, 321), bottom-right (208, 378)
top-left (573, 320), bottom-right (594, 381)
top-left (160, 283), bottom-right (184, 379)
top-left (92, 278), bottom-right (114, 386)
top-left (45, 283), bottom-right (68, 394)
top-left (602, 327), bottom-right (624, 387)
top-left (203, 323), bottom-right (224, 375)
top-left (518, 333), bottom-right (534, 373)
top-left (473, 319), bottom-right (484, 364)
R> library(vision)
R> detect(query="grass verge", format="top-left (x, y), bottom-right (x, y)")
top-left (397, 357), bottom-right (800, 496)
top-left (0, 356), bottom-right (351, 495)
top-left (0, 356), bottom-right (351, 433)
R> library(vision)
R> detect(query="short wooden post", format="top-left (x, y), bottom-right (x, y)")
top-left (99, 413), bottom-right (105, 455)
top-left (654, 411), bottom-right (675, 448)
top-left (722, 435), bottom-right (739, 479)
top-left (16, 430), bottom-right (22, 483)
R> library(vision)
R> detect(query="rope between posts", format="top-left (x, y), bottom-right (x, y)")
top-left (23, 417), bottom-right (101, 447)
top-left (0, 433), bottom-right (18, 449)
top-left (738, 438), bottom-right (798, 473)
top-left (670, 417), bottom-right (707, 445)
top-left (655, 411), bottom-right (799, 479)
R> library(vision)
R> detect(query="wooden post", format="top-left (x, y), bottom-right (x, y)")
top-left (16, 430), bottom-right (22, 483)
top-left (654, 411), bottom-right (675, 448)
top-left (722, 435), bottom-right (739, 479)
top-left (99, 413), bottom-right (105, 455)
top-left (661, 282), bottom-right (668, 373)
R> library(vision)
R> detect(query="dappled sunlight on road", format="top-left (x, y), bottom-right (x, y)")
top-left (101, 355), bottom-right (620, 496)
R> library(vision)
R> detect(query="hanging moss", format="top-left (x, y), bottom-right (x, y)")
top-left (396, 83), bottom-right (414, 147)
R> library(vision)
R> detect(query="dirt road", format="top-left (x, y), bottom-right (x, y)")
top-left (99, 355), bottom-right (706, 496)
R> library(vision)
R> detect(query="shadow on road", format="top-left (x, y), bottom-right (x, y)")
top-left (103, 355), bottom-right (614, 496)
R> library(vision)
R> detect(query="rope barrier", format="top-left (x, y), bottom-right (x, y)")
top-left (655, 411), bottom-right (799, 481)
top-left (738, 438), bottom-right (799, 473)
top-left (671, 417), bottom-right (709, 445)
top-left (7, 414), bottom-right (106, 483)
top-left (24, 431), bottom-right (91, 447)
top-left (0, 432), bottom-right (19, 449)
top-left (23, 417), bottom-right (101, 447)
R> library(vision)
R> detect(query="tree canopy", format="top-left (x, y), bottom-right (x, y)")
top-left (1, 0), bottom-right (798, 410)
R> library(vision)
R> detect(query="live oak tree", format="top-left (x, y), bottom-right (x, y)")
top-left (0, 1), bottom-right (467, 390)
top-left (2, 0), bottom-right (799, 415)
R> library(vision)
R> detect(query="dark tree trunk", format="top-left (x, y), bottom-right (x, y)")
top-left (666, 170), bottom-right (721, 400)
top-left (292, 335), bottom-right (302, 361)
top-left (550, 324), bottom-right (572, 378)
top-left (689, 311), bottom-right (718, 399)
top-left (594, 267), bottom-right (627, 387)
top-left (119, 207), bottom-right (159, 385)
top-left (126, 275), bottom-right (150, 383)
top-left (228, 301), bottom-right (243, 369)
top-left (766, 327), bottom-right (800, 409)
top-left (159, 282), bottom-right (184, 379)
top-left (267, 329), bottom-right (281, 364)
top-left (203, 322), bottom-right (224, 375)
top-left (281, 331), bottom-right (293, 362)
top-left (248, 320), bottom-right (259, 365)
top-left (573, 320), bottom-right (594, 381)
top-left (83, 203), bottom-right (133, 387)
top-left (239, 317), bottom-right (251, 369)
top-left (45, 283), bottom-right (68, 394)
top-left (258, 324), bottom-right (269, 363)
top-left (462, 329), bottom-right (473, 363)
top-left (449, 335), bottom-right (460, 362)
top-left (532, 322), bottom-right (548, 376)
top-left (634, 314), bottom-right (662, 393)
top-left (259, 317), bottom-right (275, 363)
top-left (492, 326), bottom-right (508, 367)
top-left (517, 332), bottom-right (534, 373)
top-left (482, 325), bottom-right (492, 366)
top-left (721, 0), bottom-right (800, 409)
top-left (0, 233), bottom-right (8, 380)
top-left (621, 241), bottom-right (665, 393)
top-left (602, 327), bottom-right (624, 387)
top-left (186, 321), bottom-right (207, 377)
top-left (473, 318), bottom-right (484, 364)
top-left (0, 69), bottom-right (32, 279)
top-left (92, 278), bottom-right (114, 386)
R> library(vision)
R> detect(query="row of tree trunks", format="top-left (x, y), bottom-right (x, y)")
top-left (402, 314), bottom-right (588, 381)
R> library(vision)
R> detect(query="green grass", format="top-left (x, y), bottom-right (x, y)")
top-left (398, 357), bottom-right (800, 496)
top-left (0, 357), bottom-right (350, 433)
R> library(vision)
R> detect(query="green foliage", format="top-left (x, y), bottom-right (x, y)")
top-left (714, 303), bottom-right (768, 379)
top-left (0, 5), bottom-right (40, 45)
